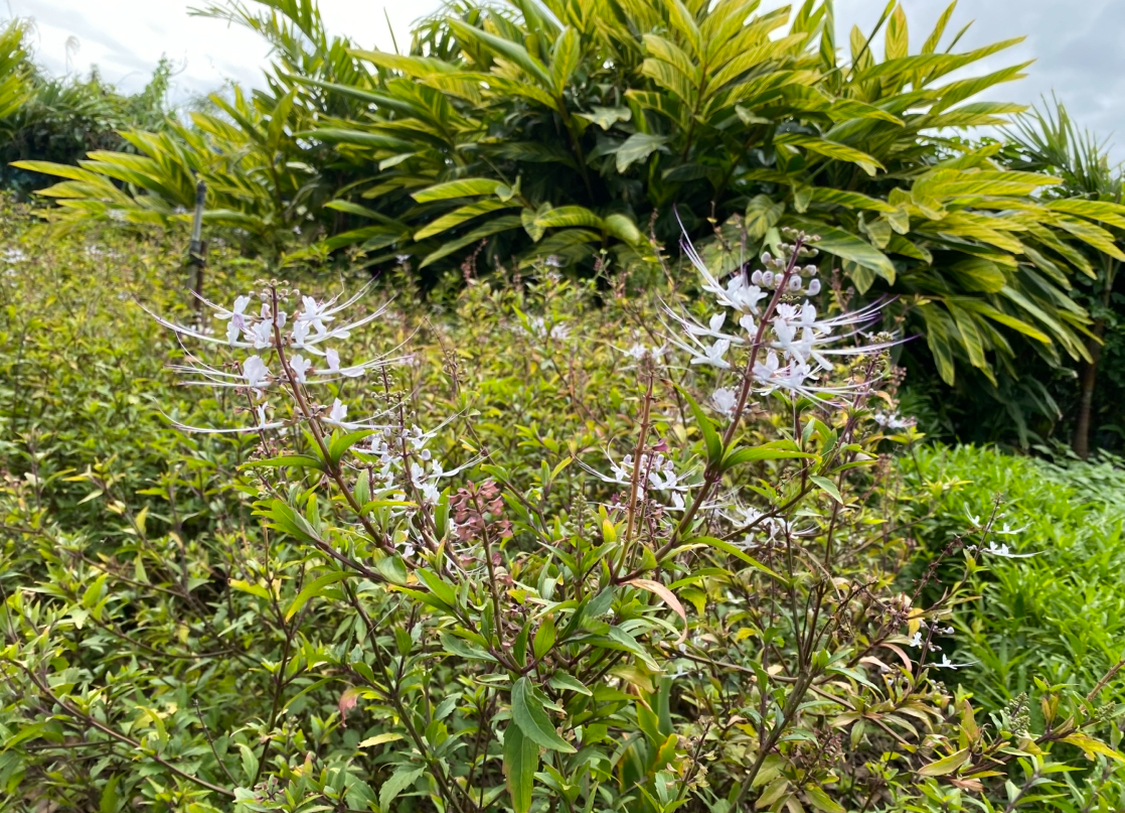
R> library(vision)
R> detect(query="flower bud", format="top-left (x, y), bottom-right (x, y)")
top-left (807, 278), bottom-right (821, 295)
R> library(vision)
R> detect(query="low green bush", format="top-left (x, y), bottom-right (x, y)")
top-left (902, 445), bottom-right (1125, 710)
top-left (2, 205), bottom-right (1124, 813)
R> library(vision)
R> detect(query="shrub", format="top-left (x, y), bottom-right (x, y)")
top-left (2, 206), bottom-right (1123, 813)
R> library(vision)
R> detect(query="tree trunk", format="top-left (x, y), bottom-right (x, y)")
top-left (1072, 324), bottom-right (1104, 459)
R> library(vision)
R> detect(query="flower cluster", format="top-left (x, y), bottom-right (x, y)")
top-left (668, 228), bottom-right (893, 405)
top-left (583, 446), bottom-right (691, 513)
top-left (146, 282), bottom-right (391, 433)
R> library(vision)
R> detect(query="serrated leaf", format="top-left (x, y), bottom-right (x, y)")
top-left (511, 677), bottom-right (575, 753)
top-left (379, 765), bottom-right (425, 810)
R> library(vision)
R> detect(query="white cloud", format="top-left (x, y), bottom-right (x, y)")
top-left (9, 0), bottom-right (443, 103)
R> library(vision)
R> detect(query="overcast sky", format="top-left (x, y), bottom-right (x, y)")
top-left (9, 0), bottom-right (1124, 159)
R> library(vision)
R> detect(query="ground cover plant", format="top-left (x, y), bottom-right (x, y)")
top-left (2, 200), bottom-right (1125, 813)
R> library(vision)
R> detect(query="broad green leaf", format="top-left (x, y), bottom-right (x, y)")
top-left (615, 132), bottom-right (670, 173)
top-left (412, 178), bottom-right (506, 203)
top-left (576, 105), bottom-right (632, 130)
top-left (793, 220), bottom-right (897, 283)
top-left (414, 200), bottom-right (519, 240)
top-left (503, 723), bottom-right (538, 813)
top-left (746, 194), bottom-right (785, 240)
top-left (550, 27), bottom-right (581, 94)
top-left (379, 766), bottom-right (425, 810)
top-left (511, 677), bottom-right (575, 753)
top-left (604, 213), bottom-right (643, 244)
top-left (447, 19), bottom-right (553, 88)
top-left (775, 133), bottom-right (884, 176)
top-left (534, 205), bottom-right (603, 230)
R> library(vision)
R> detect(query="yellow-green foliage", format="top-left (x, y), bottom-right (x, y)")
top-left (2, 202), bottom-right (1124, 813)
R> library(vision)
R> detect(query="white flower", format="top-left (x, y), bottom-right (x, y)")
top-left (690, 338), bottom-right (731, 369)
top-left (289, 354), bottom-right (312, 383)
top-left (873, 411), bottom-right (911, 430)
top-left (298, 295), bottom-right (331, 335)
top-left (218, 295), bottom-right (252, 344)
top-left (249, 319), bottom-right (274, 349)
top-left (932, 654), bottom-right (975, 670)
top-left (982, 540), bottom-right (1040, 559)
top-left (325, 348), bottom-right (340, 373)
top-left (242, 355), bottom-right (270, 389)
top-left (327, 398), bottom-right (348, 424)
top-left (908, 631), bottom-right (924, 648)
top-left (711, 387), bottom-right (738, 417)
top-left (623, 342), bottom-right (666, 361)
top-left (290, 319), bottom-right (311, 348)
top-left (549, 323), bottom-right (571, 341)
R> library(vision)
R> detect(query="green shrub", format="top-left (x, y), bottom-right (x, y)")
top-left (901, 444), bottom-right (1125, 709)
top-left (3, 205), bottom-right (1124, 813)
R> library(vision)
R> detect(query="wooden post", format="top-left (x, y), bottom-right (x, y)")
top-left (187, 179), bottom-right (207, 314)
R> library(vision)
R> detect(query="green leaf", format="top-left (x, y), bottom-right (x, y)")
top-left (721, 440), bottom-right (813, 471)
top-left (604, 213), bottom-right (643, 244)
top-left (677, 537), bottom-right (786, 582)
top-left (1062, 733), bottom-right (1125, 763)
top-left (412, 178), bottom-right (505, 203)
top-left (379, 765), bottom-right (425, 810)
top-left (534, 205), bottom-right (603, 230)
top-left (240, 454), bottom-right (325, 472)
top-left (550, 27), bottom-right (581, 95)
top-left (447, 18), bottom-right (553, 89)
top-left (503, 723), bottom-right (538, 813)
top-left (511, 677), bottom-right (575, 753)
top-left (806, 786), bottom-right (846, 813)
top-left (328, 430), bottom-right (373, 466)
top-left (576, 105), bottom-right (632, 130)
top-left (533, 616), bottom-right (557, 659)
top-left (793, 219), bottom-right (897, 283)
top-left (676, 385), bottom-right (723, 467)
top-left (810, 475), bottom-right (843, 504)
top-left (285, 571), bottom-right (349, 622)
top-left (615, 133), bottom-right (670, 173)
top-left (745, 194), bottom-right (785, 240)
top-left (229, 579), bottom-right (271, 601)
top-left (238, 743), bottom-right (259, 783)
top-left (918, 748), bottom-right (970, 777)
top-left (414, 199), bottom-right (519, 240)
top-left (775, 133), bottom-right (884, 176)
top-left (548, 672), bottom-right (592, 695)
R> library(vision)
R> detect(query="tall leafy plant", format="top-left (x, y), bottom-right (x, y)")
top-left (17, 0), bottom-right (1125, 419)
top-left (1004, 100), bottom-right (1124, 455)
